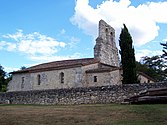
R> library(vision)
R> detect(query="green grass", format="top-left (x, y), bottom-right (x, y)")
top-left (0, 104), bottom-right (167, 125)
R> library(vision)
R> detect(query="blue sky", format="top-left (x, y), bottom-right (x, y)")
top-left (0, 0), bottom-right (167, 72)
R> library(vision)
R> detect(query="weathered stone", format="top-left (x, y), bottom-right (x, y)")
top-left (1, 82), bottom-right (167, 105)
top-left (94, 20), bottom-right (119, 66)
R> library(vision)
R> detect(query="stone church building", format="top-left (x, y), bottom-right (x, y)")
top-left (8, 20), bottom-right (121, 91)
top-left (8, 20), bottom-right (154, 92)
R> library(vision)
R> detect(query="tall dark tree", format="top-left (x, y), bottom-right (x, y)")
top-left (0, 65), bottom-right (6, 91)
top-left (160, 42), bottom-right (167, 60)
top-left (119, 24), bottom-right (138, 84)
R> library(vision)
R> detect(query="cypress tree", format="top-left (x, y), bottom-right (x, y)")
top-left (119, 24), bottom-right (138, 84)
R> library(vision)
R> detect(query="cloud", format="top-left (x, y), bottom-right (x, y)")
top-left (60, 29), bottom-right (66, 35)
top-left (1, 30), bottom-right (83, 63)
top-left (71, 0), bottom-right (167, 46)
top-left (68, 36), bottom-right (80, 48)
top-left (3, 30), bottom-right (66, 56)
top-left (0, 41), bottom-right (16, 51)
top-left (163, 38), bottom-right (167, 42)
top-left (4, 66), bottom-right (20, 73)
top-left (135, 49), bottom-right (163, 61)
top-left (1, 30), bottom-right (67, 58)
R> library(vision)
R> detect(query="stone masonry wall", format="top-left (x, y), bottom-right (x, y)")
top-left (94, 20), bottom-right (119, 67)
top-left (0, 82), bottom-right (167, 105)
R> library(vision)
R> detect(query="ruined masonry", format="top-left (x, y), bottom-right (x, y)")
top-left (94, 20), bottom-right (119, 67)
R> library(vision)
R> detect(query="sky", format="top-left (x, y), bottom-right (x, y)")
top-left (0, 0), bottom-right (167, 73)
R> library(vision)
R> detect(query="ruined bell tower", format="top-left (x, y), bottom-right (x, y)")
top-left (94, 20), bottom-right (119, 67)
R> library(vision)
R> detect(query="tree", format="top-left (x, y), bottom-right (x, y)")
top-left (138, 55), bottom-right (167, 82)
top-left (160, 42), bottom-right (167, 60)
top-left (0, 65), bottom-right (6, 91)
top-left (119, 24), bottom-right (138, 84)
top-left (20, 66), bottom-right (26, 70)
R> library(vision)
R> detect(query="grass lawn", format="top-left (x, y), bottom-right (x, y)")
top-left (0, 104), bottom-right (167, 125)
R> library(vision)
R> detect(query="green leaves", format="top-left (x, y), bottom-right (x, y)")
top-left (138, 55), bottom-right (167, 82)
top-left (160, 42), bottom-right (167, 60)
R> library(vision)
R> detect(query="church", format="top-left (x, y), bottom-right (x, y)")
top-left (7, 20), bottom-right (154, 92)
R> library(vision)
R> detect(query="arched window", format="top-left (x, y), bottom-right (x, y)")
top-left (60, 72), bottom-right (64, 83)
top-left (105, 28), bottom-right (110, 41)
top-left (94, 76), bottom-right (97, 82)
top-left (110, 32), bottom-right (113, 36)
top-left (105, 28), bottom-right (108, 33)
top-left (21, 77), bottom-right (24, 88)
top-left (110, 32), bottom-right (113, 42)
top-left (37, 74), bottom-right (41, 85)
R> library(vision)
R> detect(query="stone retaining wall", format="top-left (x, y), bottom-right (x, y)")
top-left (0, 82), bottom-right (167, 105)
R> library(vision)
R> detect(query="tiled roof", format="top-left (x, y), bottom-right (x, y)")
top-left (12, 58), bottom-right (100, 74)
top-left (138, 72), bottom-right (156, 82)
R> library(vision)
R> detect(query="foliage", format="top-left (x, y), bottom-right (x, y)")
top-left (119, 24), bottom-right (138, 84)
top-left (20, 66), bottom-right (26, 70)
top-left (0, 65), bottom-right (12, 92)
top-left (160, 42), bottom-right (167, 60)
top-left (137, 55), bottom-right (167, 82)
top-left (0, 65), bottom-right (6, 91)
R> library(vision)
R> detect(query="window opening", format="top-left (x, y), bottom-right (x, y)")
top-left (22, 77), bottom-right (24, 84)
top-left (60, 72), bottom-right (64, 83)
top-left (37, 74), bottom-right (41, 85)
top-left (94, 76), bottom-right (97, 82)
top-left (21, 77), bottom-right (24, 88)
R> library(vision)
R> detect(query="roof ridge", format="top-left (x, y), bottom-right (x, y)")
top-left (12, 58), bottom-right (99, 74)
top-left (27, 58), bottom-right (95, 69)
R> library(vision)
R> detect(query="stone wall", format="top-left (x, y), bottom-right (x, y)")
top-left (8, 63), bottom-right (99, 92)
top-left (86, 70), bottom-right (121, 87)
top-left (1, 82), bottom-right (167, 105)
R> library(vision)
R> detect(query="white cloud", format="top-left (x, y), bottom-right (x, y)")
top-left (68, 36), bottom-right (80, 48)
top-left (71, 0), bottom-right (167, 46)
top-left (2, 30), bottom-right (66, 56)
top-left (4, 66), bottom-right (20, 73)
top-left (3, 29), bottom-right (23, 41)
top-left (0, 41), bottom-right (16, 51)
top-left (163, 38), bottom-right (167, 42)
top-left (60, 29), bottom-right (66, 35)
top-left (0, 41), bottom-right (6, 50)
top-left (135, 49), bottom-right (163, 61)
top-left (1, 30), bottom-right (83, 63)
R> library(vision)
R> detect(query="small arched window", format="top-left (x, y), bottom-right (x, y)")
top-left (60, 72), bottom-right (64, 83)
top-left (94, 76), bottom-right (97, 82)
top-left (105, 28), bottom-right (109, 41)
top-left (21, 77), bottom-right (25, 88)
top-left (105, 28), bottom-right (108, 33)
top-left (37, 74), bottom-right (41, 85)
top-left (22, 77), bottom-right (24, 84)
top-left (110, 32), bottom-right (113, 42)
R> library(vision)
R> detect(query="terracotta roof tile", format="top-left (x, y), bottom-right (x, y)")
top-left (12, 58), bottom-right (100, 74)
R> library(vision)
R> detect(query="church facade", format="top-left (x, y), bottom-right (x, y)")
top-left (8, 20), bottom-right (121, 92)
